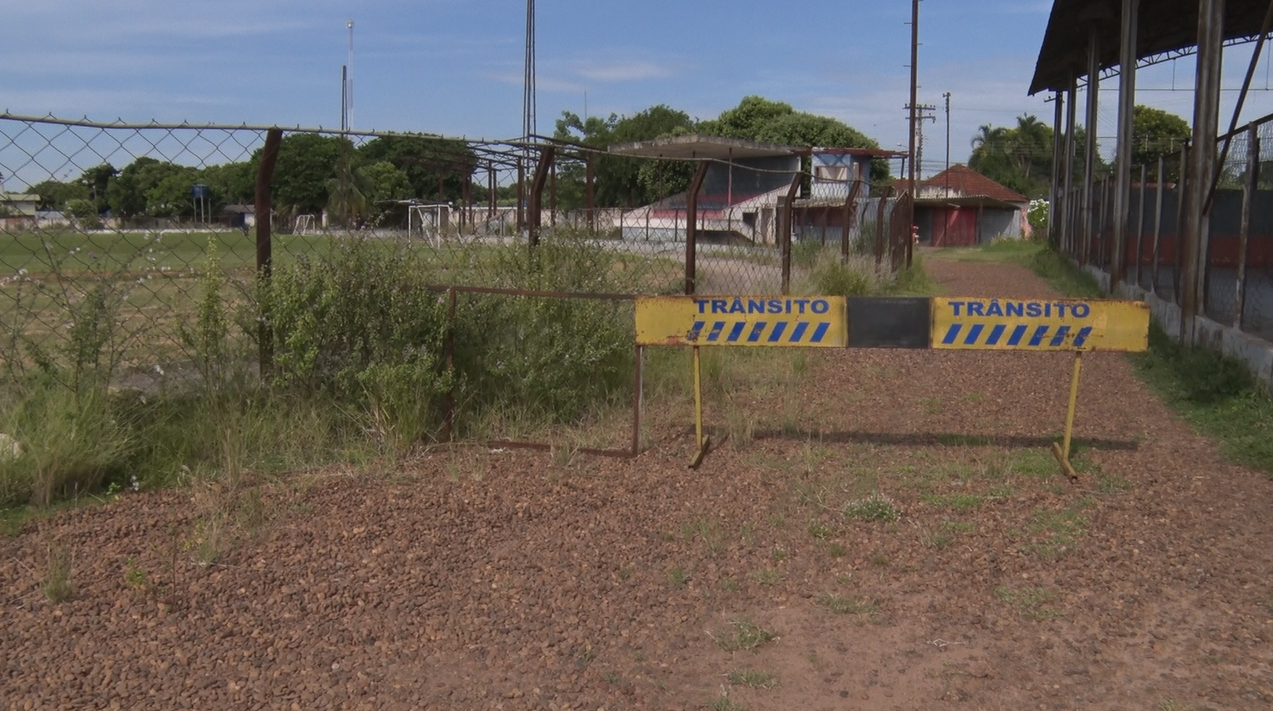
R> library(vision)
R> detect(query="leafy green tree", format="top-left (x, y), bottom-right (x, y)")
top-left (145, 167), bottom-right (200, 218)
top-left (698, 96), bottom-right (796, 139)
top-left (700, 96), bottom-right (889, 183)
top-left (201, 161), bottom-right (255, 208)
top-left (30, 179), bottom-right (88, 211)
top-left (357, 135), bottom-right (477, 202)
top-left (267, 133), bottom-right (345, 215)
top-left (361, 161), bottom-right (413, 226)
top-left (1132, 105), bottom-right (1190, 166)
top-left (968, 115), bottom-right (1055, 198)
top-left (78, 163), bottom-right (117, 215)
top-left (553, 104), bottom-right (695, 210)
top-left (65, 198), bottom-right (102, 229)
top-left (108, 158), bottom-right (188, 220)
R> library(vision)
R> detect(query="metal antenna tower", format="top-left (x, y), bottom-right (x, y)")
top-left (345, 19), bottom-right (355, 130)
top-left (523, 0), bottom-right (536, 143)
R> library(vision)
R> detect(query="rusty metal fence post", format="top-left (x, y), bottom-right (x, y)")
top-left (841, 181), bottom-right (863, 263)
top-left (254, 127), bottom-right (282, 378)
top-left (684, 162), bottom-right (709, 295)
top-left (527, 146), bottom-right (554, 248)
top-left (874, 186), bottom-right (893, 268)
top-left (586, 154), bottom-right (596, 234)
top-left (780, 173), bottom-right (801, 295)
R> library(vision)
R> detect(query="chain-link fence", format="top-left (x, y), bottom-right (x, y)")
top-left (0, 113), bottom-right (914, 390)
top-left (1056, 110), bottom-right (1273, 344)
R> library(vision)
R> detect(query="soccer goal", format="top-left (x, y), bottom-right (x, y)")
top-left (293, 214), bottom-right (318, 235)
top-left (408, 203), bottom-right (450, 246)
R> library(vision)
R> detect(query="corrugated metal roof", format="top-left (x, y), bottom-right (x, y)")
top-left (609, 134), bottom-right (798, 160)
top-left (1030, 0), bottom-right (1270, 94)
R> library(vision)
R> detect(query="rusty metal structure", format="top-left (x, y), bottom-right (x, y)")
top-left (1034, 0), bottom-right (1273, 362)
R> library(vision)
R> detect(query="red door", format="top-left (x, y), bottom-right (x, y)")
top-left (933, 208), bottom-right (976, 247)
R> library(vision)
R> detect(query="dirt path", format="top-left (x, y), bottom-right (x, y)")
top-left (4, 256), bottom-right (1273, 711)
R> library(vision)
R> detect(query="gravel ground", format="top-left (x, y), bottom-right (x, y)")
top-left (3, 255), bottom-right (1272, 710)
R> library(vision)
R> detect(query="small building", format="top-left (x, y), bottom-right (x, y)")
top-left (911, 165), bottom-right (1030, 247)
top-left (0, 192), bottom-right (39, 231)
top-left (794, 147), bottom-right (906, 245)
top-left (35, 210), bottom-right (70, 228)
top-left (222, 204), bottom-right (256, 230)
top-left (609, 135), bottom-right (801, 245)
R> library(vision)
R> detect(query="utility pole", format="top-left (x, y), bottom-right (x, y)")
top-left (905, 103), bottom-right (937, 181)
top-left (943, 92), bottom-right (951, 197)
top-left (907, 0), bottom-right (920, 198)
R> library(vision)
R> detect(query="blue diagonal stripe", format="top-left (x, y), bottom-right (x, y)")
top-left (985, 324), bottom-right (1007, 346)
top-left (707, 321), bottom-right (726, 342)
top-left (747, 322), bottom-right (767, 342)
top-left (963, 324), bottom-right (985, 346)
top-left (1007, 325), bottom-right (1028, 346)
top-left (687, 321), bottom-right (705, 341)
top-left (1029, 325), bottom-right (1050, 346)
top-left (726, 322), bottom-right (746, 342)
top-left (942, 324), bottom-right (962, 345)
top-left (789, 322), bottom-right (809, 343)
top-left (810, 322), bottom-right (829, 343)
top-left (1049, 325), bottom-right (1071, 347)
top-left (768, 322), bottom-right (788, 342)
top-left (1073, 326), bottom-right (1093, 348)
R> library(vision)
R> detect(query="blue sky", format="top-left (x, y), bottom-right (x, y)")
top-left (4, 0), bottom-right (1273, 176)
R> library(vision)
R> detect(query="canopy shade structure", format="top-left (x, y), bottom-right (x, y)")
top-left (1029, 0), bottom-right (1273, 94)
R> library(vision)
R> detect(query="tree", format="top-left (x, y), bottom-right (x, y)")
top-left (266, 133), bottom-right (346, 215)
top-left (108, 157), bottom-right (189, 220)
top-left (968, 115), bottom-right (1054, 198)
top-left (145, 167), bottom-right (200, 218)
top-left (357, 135), bottom-right (477, 203)
top-left (553, 104), bottom-right (695, 210)
top-left (700, 96), bottom-right (890, 183)
top-left (698, 96), bottom-right (796, 139)
top-left (78, 163), bottom-right (117, 215)
top-left (201, 161), bottom-right (255, 208)
top-left (361, 161), bottom-right (414, 227)
top-left (1132, 105), bottom-right (1190, 166)
top-left (30, 179), bottom-right (88, 211)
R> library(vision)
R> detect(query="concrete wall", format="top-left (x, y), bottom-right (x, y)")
top-left (977, 207), bottom-right (1024, 242)
top-left (1087, 263), bottom-right (1273, 393)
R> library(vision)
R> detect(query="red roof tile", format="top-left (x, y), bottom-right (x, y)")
top-left (918, 165), bottom-right (1029, 204)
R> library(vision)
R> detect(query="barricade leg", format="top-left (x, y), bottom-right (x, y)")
top-left (689, 346), bottom-right (710, 468)
top-left (1051, 351), bottom-right (1083, 480)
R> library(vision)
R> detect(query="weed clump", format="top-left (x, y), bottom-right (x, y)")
top-left (844, 492), bottom-right (901, 522)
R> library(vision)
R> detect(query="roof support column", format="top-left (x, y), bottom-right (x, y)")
top-left (1062, 76), bottom-right (1078, 255)
top-left (1111, 0), bottom-right (1139, 292)
top-left (1181, 0), bottom-right (1225, 343)
top-left (1081, 26), bottom-right (1100, 266)
top-left (1050, 90), bottom-right (1064, 246)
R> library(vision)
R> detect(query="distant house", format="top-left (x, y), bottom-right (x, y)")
top-left (794, 147), bottom-right (905, 244)
top-left (911, 165), bottom-right (1030, 247)
top-left (35, 210), bottom-right (70, 228)
top-left (0, 192), bottom-right (39, 231)
top-left (222, 204), bottom-right (255, 230)
top-left (607, 135), bottom-right (905, 247)
top-left (609, 134), bottom-right (801, 245)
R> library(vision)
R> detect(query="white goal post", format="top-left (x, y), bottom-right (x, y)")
top-left (293, 214), bottom-right (317, 235)
top-left (408, 203), bottom-right (451, 246)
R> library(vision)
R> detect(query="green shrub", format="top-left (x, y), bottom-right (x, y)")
top-left (0, 381), bottom-right (134, 507)
top-left (805, 251), bottom-right (882, 297)
top-left (262, 238), bottom-right (450, 398)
